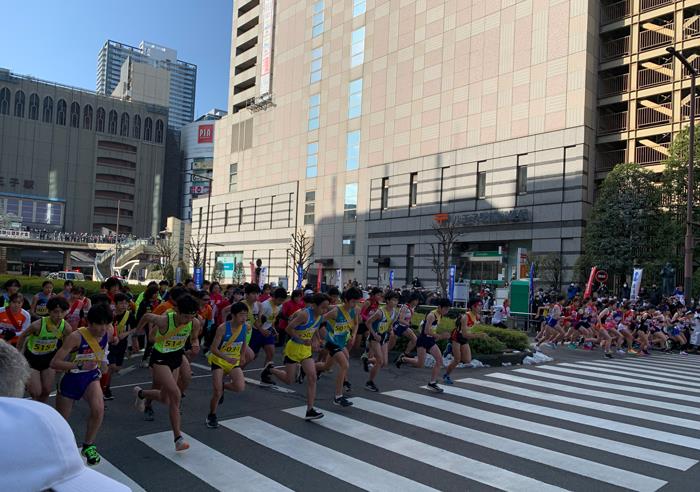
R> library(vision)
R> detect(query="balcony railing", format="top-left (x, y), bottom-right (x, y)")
top-left (597, 149), bottom-right (627, 172)
top-left (601, 0), bottom-right (630, 25)
top-left (635, 143), bottom-right (670, 166)
top-left (601, 36), bottom-right (631, 61)
top-left (640, 0), bottom-right (672, 12)
top-left (637, 63), bottom-right (672, 88)
top-left (637, 102), bottom-right (672, 127)
top-left (685, 16), bottom-right (700, 39)
top-left (599, 73), bottom-right (629, 96)
top-left (639, 21), bottom-right (674, 51)
top-left (681, 97), bottom-right (700, 118)
top-left (598, 111), bottom-right (628, 134)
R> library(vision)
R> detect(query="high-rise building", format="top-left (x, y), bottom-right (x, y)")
top-left (97, 40), bottom-right (197, 129)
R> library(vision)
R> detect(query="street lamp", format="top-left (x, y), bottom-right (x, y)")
top-left (667, 46), bottom-right (697, 300)
top-left (184, 171), bottom-right (213, 281)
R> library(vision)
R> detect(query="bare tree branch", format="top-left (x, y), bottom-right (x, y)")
top-left (289, 228), bottom-right (314, 288)
top-left (155, 236), bottom-right (177, 284)
top-left (186, 234), bottom-right (206, 268)
top-left (430, 217), bottom-right (463, 295)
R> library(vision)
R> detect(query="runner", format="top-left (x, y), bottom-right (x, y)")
top-left (397, 298), bottom-right (451, 393)
top-left (31, 280), bottom-right (54, 319)
top-left (102, 293), bottom-right (136, 400)
top-left (277, 289), bottom-right (305, 347)
top-left (50, 303), bottom-right (112, 465)
top-left (315, 287), bottom-right (362, 406)
top-left (60, 280), bottom-right (73, 300)
top-left (442, 298), bottom-right (487, 384)
top-left (205, 302), bottom-right (248, 428)
top-left (247, 287), bottom-right (285, 367)
top-left (135, 285), bottom-right (161, 368)
top-left (0, 292), bottom-right (31, 347)
top-left (238, 283), bottom-right (260, 367)
top-left (356, 288), bottom-right (382, 356)
top-left (16, 296), bottom-right (69, 401)
top-left (364, 291), bottom-right (399, 392)
top-left (65, 287), bottom-right (90, 330)
top-left (390, 293), bottom-right (419, 362)
top-left (260, 293), bottom-right (329, 420)
top-left (133, 294), bottom-right (201, 451)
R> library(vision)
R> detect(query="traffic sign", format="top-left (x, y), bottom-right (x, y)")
top-left (595, 270), bottom-right (608, 283)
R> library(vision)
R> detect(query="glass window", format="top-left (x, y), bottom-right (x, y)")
top-left (348, 78), bottom-right (363, 119)
top-left (35, 202), bottom-right (48, 224)
top-left (477, 170), bottom-right (487, 199)
top-left (6, 198), bottom-right (18, 216)
top-left (155, 119), bottom-right (164, 143)
top-left (120, 112), bottom-right (129, 136)
top-left (108, 110), bottom-right (118, 134)
top-left (346, 130), bottom-right (360, 170)
top-left (344, 183), bottom-right (358, 221)
top-left (132, 114), bottom-right (141, 138)
top-left (353, 0), bottom-right (366, 17)
top-left (82, 105), bottom-right (93, 130)
top-left (308, 94), bottom-right (320, 131)
top-left (13, 90), bottom-right (25, 117)
top-left (517, 165), bottom-right (527, 195)
top-left (0, 88), bottom-right (9, 115)
top-left (381, 177), bottom-right (389, 210)
top-left (351, 27), bottom-right (366, 67)
top-left (409, 172), bottom-right (418, 207)
top-left (21, 201), bottom-right (33, 222)
top-left (304, 191), bottom-right (316, 225)
top-left (144, 117), bottom-right (153, 141)
top-left (312, 1), bottom-right (324, 38)
top-left (49, 203), bottom-right (62, 225)
top-left (229, 163), bottom-right (238, 192)
top-left (342, 235), bottom-right (355, 256)
top-left (96, 107), bottom-right (105, 132)
top-left (56, 99), bottom-right (67, 125)
top-left (28, 94), bottom-right (39, 120)
top-left (310, 47), bottom-right (323, 84)
top-left (42, 96), bottom-right (53, 123)
top-left (70, 102), bottom-right (80, 128)
top-left (307, 142), bottom-right (319, 177)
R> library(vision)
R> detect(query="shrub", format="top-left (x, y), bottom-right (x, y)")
top-left (472, 325), bottom-right (529, 351)
top-left (470, 336), bottom-right (507, 355)
top-left (0, 275), bottom-right (147, 297)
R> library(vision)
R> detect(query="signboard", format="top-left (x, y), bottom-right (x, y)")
top-left (517, 247), bottom-right (528, 280)
top-left (198, 124), bottom-right (214, 143)
top-left (336, 268), bottom-right (342, 289)
top-left (193, 267), bottom-right (203, 290)
top-left (278, 277), bottom-right (288, 290)
top-left (454, 209), bottom-right (529, 227)
top-left (259, 266), bottom-right (268, 289)
top-left (595, 269), bottom-right (609, 283)
top-left (630, 268), bottom-right (643, 301)
top-left (175, 266), bottom-right (182, 284)
top-left (223, 263), bottom-right (234, 274)
top-left (296, 263), bottom-right (304, 289)
top-left (190, 185), bottom-right (210, 195)
top-left (260, 0), bottom-right (276, 96)
top-left (389, 270), bottom-right (394, 288)
top-left (584, 266), bottom-right (597, 299)
top-left (192, 158), bottom-right (213, 171)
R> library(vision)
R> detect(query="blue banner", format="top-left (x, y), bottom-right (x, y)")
top-left (296, 263), bottom-right (304, 289)
top-left (389, 270), bottom-right (394, 288)
top-left (194, 267), bottom-right (203, 290)
top-left (528, 262), bottom-right (535, 312)
top-left (175, 266), bottom-right (182, 284)
top-left (448, 265), bottom-right (456, 301)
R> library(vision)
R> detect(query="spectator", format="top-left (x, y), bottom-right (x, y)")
top-left (567, 283), bottom-right (580, 301)
top-left (491, 299), bottom-right (510, 328)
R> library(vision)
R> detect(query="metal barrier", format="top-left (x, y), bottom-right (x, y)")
top-left (0, 229), bottom-right (30, 239)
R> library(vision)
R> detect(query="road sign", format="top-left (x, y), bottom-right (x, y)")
top-left (595, 269), bottom-right (608, 283)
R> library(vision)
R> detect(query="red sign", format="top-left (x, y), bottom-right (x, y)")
top-left (595, 270), bottom-right (609, 283)
top-left (198, 124), bottom-right (214, 143)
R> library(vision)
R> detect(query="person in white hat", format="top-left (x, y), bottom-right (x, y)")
top-left (0, 396), bottom-right (130, 492)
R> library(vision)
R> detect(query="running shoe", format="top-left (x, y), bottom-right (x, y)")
top-left (133, 386), bottom-right (145, 412)
top-left (305, 408), bottom-right (324, 420)
top-left (365, 380), bottom-right (379, 392)
top-left (343, 380), bottom-right (352, 392)
top-left (82, 444), bottom-right (101, 466)
top-left (260, 363), bottom-right (275, 386)
top-left (427, 381), bottom-right (444, 393)
top-left (395, 353), bottom-right (405, 369)
top-left (144, 407), bottom-right (154, 421)
top-left (567, 342), bottom-right (578, 350)
top-left (681, 351), bottom-right (688, 356)
top-left (627, 349), bottom-right (638, 355)
top-left (206, 413), bottom-right (219, 429)
top-left (442, 374), bottom-right (454, 385)
top-left (333, 396), bottom-right (353, 407)
top-left (604, 352), bottom-right (613, 359)
top-left (103, 388), bottom-right (114, 401)
top-left (583, 342), bottom-right (593, 351)
top-left (641, 349), bottom-right (651, 356)
top-left (139, 360), bottom-right (149, 368)
top-left (616, 349), bottom-right (626, 355)
top-left (175, 436), bottom-right (190, 451)
top-left (362, 353), bottom-right (370, 373)
top-left (443, 342), bottom-right (452, 358)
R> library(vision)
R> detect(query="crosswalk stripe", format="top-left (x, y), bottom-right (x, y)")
top-left (243, 377), bottom-right (296, 393)
top-left (600, 358), bottom-right (700, 377)
top-left (460, 378), bottom-right (700, 432)
top-left (436, 384), bottom-right (700, 451)
top-left (487, 372), bottom-right (700, 416)
top-left (282, 406), bottom-right (568, 492)
top-left (137, 431), bottom-right (292, 492)
top-left (350, 397), bottom-right (666, 491)
top-left (221, 416), bottom-right (439, 492)
top-left (630, 356), bottom-right (700, 369)
top-left (514, 367), bottom-right (700, 404)
top-left (612, 357), bottom-right (700, 373)
top-left (537, 365), bottom-right (700, 395)
top-left (90, 458), bottom-right (146, 492)
top-left (562, 362), bottom-right (700, 388)
top-left (384, 390), bottom-right (695, 470)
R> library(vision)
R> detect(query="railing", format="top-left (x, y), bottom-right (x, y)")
top-left (683, 56), bottom-right (700, 77)
top-left (601, 0), bottom-right (630, 25)
top-left (597, 149), bottom-right (627, 172)
top-left (635, 143), bottom-right (670, 165)
top-left (601, 36), bottom-right (630, 61)
top-left (639, 22), bottom-right (674, 51)
top-left (637, 63), bottom-right (672, 88)
top-left (641, 0), bottom-right (672, 12)
top-left (685, 16), bottom-right (700, 39)
top-left (599, 73), bottom-right (629, 96)
top-left (598, 111), bottom-right (628, 134)
top-left (681, 97), bottom-right (700, 118)
top-left (0, 229), bottom-right (30, 239)
top-left (637, 102), bottom-right (672, 127)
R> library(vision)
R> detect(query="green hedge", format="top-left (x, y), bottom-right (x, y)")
top-left (469, 336), bottom-right (507, 355)
top-left (472, 325), bottom-right (529, 351)
top-left (0, 275), bottom-right (147, 297)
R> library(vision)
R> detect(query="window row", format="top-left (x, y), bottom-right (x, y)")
top-left (306, 130), bottom-right (362, 178)
top-left (307, 77), bottom-right (362, 131)
top-left (0, 87), bottom-right (164, 143)
top-left (303, 182), bottom-right (358, 225)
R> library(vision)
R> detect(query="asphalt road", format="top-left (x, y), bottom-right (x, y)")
top-left (59, 345), bottom-right (700, 492)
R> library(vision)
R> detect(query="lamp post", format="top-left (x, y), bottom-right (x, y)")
top-left (667, 46), bottom-right (697, 300)
top-left (184, 171), bottom-right (213, 281)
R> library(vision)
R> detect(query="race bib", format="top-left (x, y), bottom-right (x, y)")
top-left (32, 339), bottom-right (58, 354)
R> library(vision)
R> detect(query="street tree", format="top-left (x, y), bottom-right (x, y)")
top-left (289, 228), bottom-right (314, 288)
top-left (155, 236), bottom-right (177, 284)
top-left (186, 234), bottom-right (205, 269)
top-left (430, 216), bottom-right (463, 296)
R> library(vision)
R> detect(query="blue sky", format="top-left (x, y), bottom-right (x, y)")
top-left (1, 0), bottom-right (232, 117)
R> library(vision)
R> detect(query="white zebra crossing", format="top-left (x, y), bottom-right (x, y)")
top-left (90, 458), bottom-right (147, 492)
top-left (603, 357), bottom-right (700, 374)
top-left (561, 361), bottom-right (700, 388)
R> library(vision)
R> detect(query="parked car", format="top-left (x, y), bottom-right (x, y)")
top-left (47, 271), bottom-right (86, 281)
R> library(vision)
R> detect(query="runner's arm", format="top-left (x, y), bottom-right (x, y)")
top-left (30, 295), bottom-right (39, 316)
top-left (190, 318), bottom-right (201, 355)
top-left (16, 319), bottom-right (41, 353)
top-left (50, 331), bottom-right (80, 372)
top-left (285, 310), bottom-right (312, 345)
top-left (366, 310), bottom-right (382, 340)
top-left (209, 323), bottom-right (232, 362)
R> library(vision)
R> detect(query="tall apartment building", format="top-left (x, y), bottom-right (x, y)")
top-left (193, 0), bottom-right (600, 289)
top-left (597, 0), bottom-right (700, 174)
top-left (97, 40), bottom-right (197, 129)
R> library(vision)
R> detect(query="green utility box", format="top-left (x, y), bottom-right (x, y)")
top-left (509, 280), bottom-right (531, 316)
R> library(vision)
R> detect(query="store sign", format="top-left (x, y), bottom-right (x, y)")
top-left (198, 124), bottom-right (214, 143)
top-left (455, 209), bottom-right (529, 227)
top-left (192, 158), bottom-right (213, 170)
top-left (190, 184), bottom-right (210, 195)
top-left (260, 0), bottom-right (276, 95)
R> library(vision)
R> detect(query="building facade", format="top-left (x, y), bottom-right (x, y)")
top-left (97, 40), bottom-right (197, 129)
top-left (181, 109), bottom-right (227, 221)
top-left (194, 0), bottom-right (600, 290)
top-left (0, 68), bottom-right (168, 237)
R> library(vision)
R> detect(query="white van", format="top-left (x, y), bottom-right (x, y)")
top-left (47, 271), bottom-right (86, 281)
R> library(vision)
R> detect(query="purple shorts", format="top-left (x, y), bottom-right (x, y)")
top-left (59, 369), bottom-right (100, 400)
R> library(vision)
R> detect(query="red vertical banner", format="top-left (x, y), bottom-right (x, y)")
top-left (584, 266), bottom-right (597, 299)
top-left (316, 263), bottom-right (323, 292)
